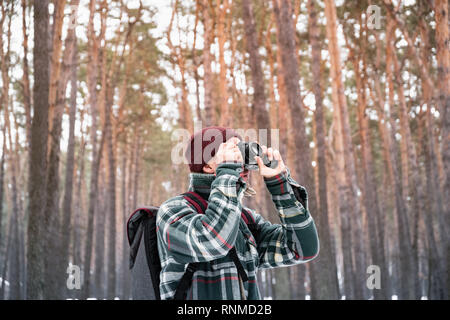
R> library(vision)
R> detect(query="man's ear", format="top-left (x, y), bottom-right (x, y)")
top-left (202, 163), bottom-right (215, 174)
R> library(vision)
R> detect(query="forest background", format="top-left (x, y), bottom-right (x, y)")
top-left (0, 0), bottom-right (449, 300)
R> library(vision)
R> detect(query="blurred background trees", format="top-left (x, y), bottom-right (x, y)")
top-left (0, 0), bottom-right (448, 300)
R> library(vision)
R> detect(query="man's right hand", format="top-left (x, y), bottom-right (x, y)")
top-left (214, 137), bottom-right (243, 164)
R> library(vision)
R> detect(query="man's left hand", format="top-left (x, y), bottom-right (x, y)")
top-left (254, 146), bottom-right (287, 178)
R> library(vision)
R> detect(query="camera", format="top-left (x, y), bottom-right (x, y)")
top-left (237, 141), bottom-right (278, 171)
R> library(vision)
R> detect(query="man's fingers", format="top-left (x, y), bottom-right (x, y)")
top-left (218, 142), bottom-right (228, 153)
top-left (227, 137), bottom-right (240, 147)
top-left (226, 143), bottom-right (240, 153)
top-left (267, 147), bottom-right (274, 161)
top-left (273, 149), bottom-right (282, 161)
top-left (273, 150), bottom-right (286, 172)
top-left (255, 156), bottom-right (264, 169)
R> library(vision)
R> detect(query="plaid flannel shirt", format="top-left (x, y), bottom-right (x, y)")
top-left (156, 162), bottom-right (319, 300)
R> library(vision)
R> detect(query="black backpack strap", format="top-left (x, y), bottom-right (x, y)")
top-left (143, 214), bottom-right (162, 300)
top-left (227, 247), bottom-right (248, 282)
top-left (173, 262), bottom-right (200, 300)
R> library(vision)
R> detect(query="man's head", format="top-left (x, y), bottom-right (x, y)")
top-left (185, 126), bottom-right (249, 179)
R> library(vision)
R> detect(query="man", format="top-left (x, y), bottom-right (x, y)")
top-left (156, 126), bottom-right (319, 300)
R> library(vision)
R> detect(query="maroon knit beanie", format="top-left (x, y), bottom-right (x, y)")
top-left (185, 126), bottom-right (242, 173)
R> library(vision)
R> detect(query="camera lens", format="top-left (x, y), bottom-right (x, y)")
top-left (250, 142), bottom-right (263, 156)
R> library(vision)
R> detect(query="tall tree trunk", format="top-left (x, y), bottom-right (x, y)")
top-left (72, 122), bottom-right (86, 299)
top-left (382, 17), bottom-right (417, 299)
top-left (241, 0), bottom-right (274, 245)
top-left (307, 0), bottom-right (339, 300)
top-left (434, 0), bottom-right (450, 296)
top-left (274, 32), bottom-right (289, 158)
top-left (21, 0), bottom-right (32, 147)
top-left (373, 69), bottom-right (407, 299)
top-left (388, 21), bottom-right (423, 299)
top-left (420, 111), bottom-right (446, 299)
top-left (0, 137), bottom-right (4, 250)
top-left (370, 31), bottom-right (395, 299)
top-left (201, 0), bottom-right (216, 126)
top-left (82, 0), bottom-right (106, 299)
top-left (44, 0), bottom-right (73, 299)
top-left (264, 18), bottom-right (278, 131)
top-left (132, 135), bottom-right (141, 211)
top-left (60, 27), bottom-right (79, 298)
top-left (383, 7), bottom-right (441, 299)
top-left (121, 140), bottom-right (131, 299)
top-left (1, 210), bottom-right (12, 299)
top-left (324, 0), bottom-right (366, 299)
top-left (353, 49), bottom-right (389, 299)
top-left (105, 86), bottom-right (117, 300)
top-left (333, 88), bottom-right (355, 299)
top-left (229, 12), bottom-right (243, 128)
top-left (217, 0), bottom-right (230, 126)
top-left (94, 171), bottom-right (106, 299)
top-left (418, 16), bottom-right (448, 298)
top-left (27, 0), bottom-right (50, 300)
top-left (242, 0), bottom-right (271, 145)
top-left (192, 3), bottom-right (204, 124)
top-left (47, 0), bottom-right (66, 137)
top-left (4, 108), bottom-right (21, 299)
top-left (4, 5), bottom-right (22, 293)
top-left (167, 2), bottom-right (194, 133)
top-left (272, 0), bottom-right (316, 299)
top-left (0, 0), bottom-right (9, 254)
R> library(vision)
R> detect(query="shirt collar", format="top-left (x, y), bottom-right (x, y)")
top-left (188, 171), bottom-right (255, 200)
top-left (188, 172), bottom-right (216, 200)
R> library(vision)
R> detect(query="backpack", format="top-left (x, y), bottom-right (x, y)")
top-left (126, 191), bottom-right (260, 300)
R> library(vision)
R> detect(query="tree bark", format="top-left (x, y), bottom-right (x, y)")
top-left (216, 0), bottom-right (230, 126)
top-left (27, 0), bottom-right (50, 300)
top-left (242, 0), bottom-right (271, 145)
top-left (0, 137), bottom-right (4, 250)
top-left (82, 0), bottom-right (106, 299)
top-left (389, 20), bottom-right (423, 299)
top-left (418, 16), bottom-right (448, 298)
top-left (353, 48), bottom-right (389, 299)
top-left (72, 117), bottom-right (86, 299)
top-left (21, 0), bottom-right (32, 147)
top-left (94, 170), bottom-right (106, 298)
top-left (105, 85), bottom-right (117, 300)
top-left (60, 22), bottom-right (79, 298)
top-left (307, 0), bottom-right (339, 300)
top-left (4, 94), bottom-right (22, 299)
top-left (45, 1), bottom-right (81, 299)
top-left (121, 139), bottom-right (131, 299)
top-left (434, 0), bottom-right (450, 296)
top-left (47, 0), bottom-right (67, 137)
top-left (201, 0), bottom-right (216, 126)
top-left (324, 0), bottom-right (366, 299)
top-left (274, 30), bottom-right (289, 157)
top-left (264, 17), bottom-right (278, 131)
top-left (1, 210), bottom-right (12, 299)
top-left (272, 0), bottom-right (316, 299)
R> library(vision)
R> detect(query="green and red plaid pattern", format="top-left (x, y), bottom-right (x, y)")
top-left (156, 162), bottom-right (319, 300)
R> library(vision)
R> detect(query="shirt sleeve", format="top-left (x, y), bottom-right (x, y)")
top-left (251, 168), bottom-right (320, 268)
top-left (156, 162), bottom-right (245, 264)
